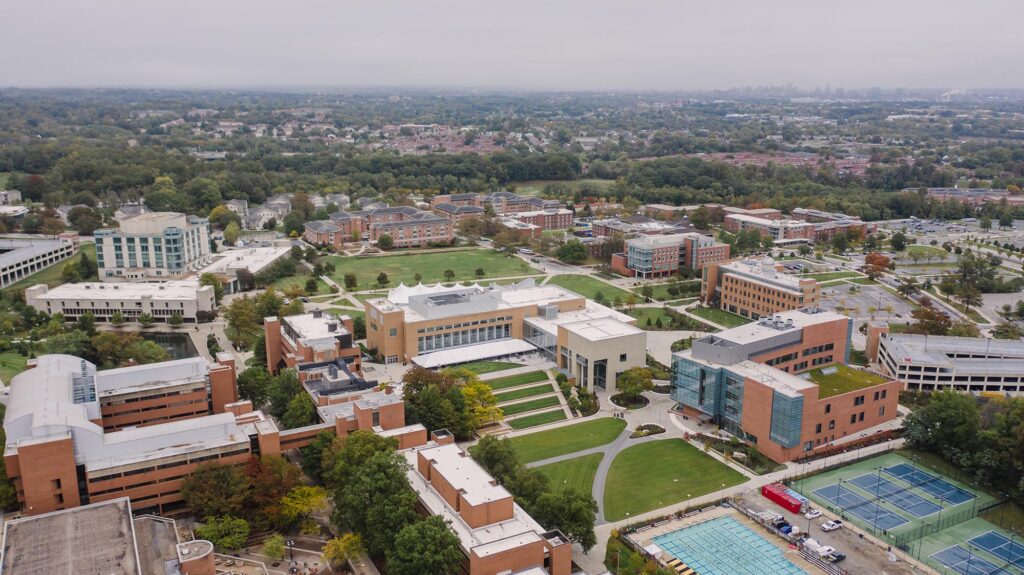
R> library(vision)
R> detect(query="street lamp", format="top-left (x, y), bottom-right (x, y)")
top-left (286, 540), bottom-right (295, 561)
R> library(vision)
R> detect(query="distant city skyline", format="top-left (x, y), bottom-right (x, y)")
top-left (2, 0), bottom-right (1023, 90)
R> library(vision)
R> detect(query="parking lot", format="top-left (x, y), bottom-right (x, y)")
top-left (738, 488), bottom-right (918, 575)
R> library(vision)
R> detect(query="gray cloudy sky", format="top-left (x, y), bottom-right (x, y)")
top-left (3, 0), bottom-right (1022, 90)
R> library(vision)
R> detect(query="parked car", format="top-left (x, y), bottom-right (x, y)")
top-left (821, 520), bottom-right (844, 532)
top-left (825, 552), bottom-right (847, 563)
top-left (804, 508), bottom-right (822, 519)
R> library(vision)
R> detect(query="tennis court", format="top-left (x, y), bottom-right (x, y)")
top-left (813, 483), bottom-right (908, 531)
top-left (931, 544), bottom-right (1015, 575)
top-left (849, 473), bottom-right (943, 518)
top-left (884, 463), bottom-right (976, 505)
top-left (968, 531), bottom-right (1024, 570)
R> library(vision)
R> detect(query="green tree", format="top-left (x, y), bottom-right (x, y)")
top-left (76, 311), bottom-right (97, 336)
top-left (531, 488), bottom-right (598, 552)
top-left (896, 276), bottom-right (921, 298)
top-left (299, 431), bottom-right (338, 484)
top-left (980, 216), bottom-right (992, 231)
top-left (224, 295), bottom-right (260, 342)
top-left (181, 463), bottom-right (252, 518)
top-left (323, 429), bottom-right (399, 489)
top-left (196, 516), bottom-right (250, 551)
top-left (689, 205), bottom-right (711, 230)
top-left (555, 240), bottom-right (588, 265)
top-left (323, 533), bottom-right (366, 571)
top-left (238, 366), bottom-right (273, 407)
top-left (617, 367), bottom-right (653, 400)
top-left (61, 262), bottom-right (82, 283)
top-left (167, 312), bottom-right (184, 328)
top-left (904, 390), bottom-right (980, 461)
top-left (138, 313), bottom-right (155, 327)
top-left (78, 249), bottom-right (97, 279)
top-left (344, 273), bottom-right (358, 290)
top-left (640, 285), bottom-right (654, 300)
top-left (957, 286), bottom-right (983, 310)
top-left (387, 516), bottom-right (463, 575)
top-left (443, 269), bottom-right (456, 281)
top-left (262, 533), bottom-right (285, 560)
top-left (377, 233), bottom-right (394, 250)
top-left (281, 393), bottom-right (318, 429)
top-left (223, 221), bottom-right (241, 246)
top-left (991, 321), bottom-right (1024, 340)
top-left (281, 485), bottom-right (328, 530)
top-left (200, 272), bottom-right (225, 305)
top-left (305, 278), bottom-right (319, 294)
top-left (475, 267), bottom-right (485, 278)
top-left (332, 451), bottom-right (418, 557)
top-left (377, 272), bottom-right (390, 287)
top-left (891, 231), bottom-right (908, 252)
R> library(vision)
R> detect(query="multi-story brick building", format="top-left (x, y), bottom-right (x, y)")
top-left (431, 192), bottom-right (482, 207)
top-left (702, 257), bottom-right (820, 320)
top-left (264, 309), bottom-right (362, 375)
top-left (433, 202), bottom-right (486, 223)
top-left (610, 232), bottom-right (730, 278)
top-left (405, 442), bottom-right (572, 575)
top-left (365, 280), bottom-right (646, 393)
top-left (482, 192), bottom-right (563, 215)
top-left (723, 214), bottom-right (815, 244)
top-left (790, 208), bottom-right (876, 242)
top-left (672, 308), bottom-right (899, 462)
top-left (304, 206), bottom-right (453, 249)
top-left (505, 208), bottom-right (574, 231)
top-left (94, 212), bottom-right (212, 281)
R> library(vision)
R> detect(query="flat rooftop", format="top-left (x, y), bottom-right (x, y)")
top-left (881, 333), bottom-right (1024, 375)
top-left (1, 497), bottom-right (139, 575)
top-left (198, 246), bottom-right (290, 275)
top-left (94, 356), bottom-right (210, 398)
top-left (0, 237), bottom-right (72, 268)
top-left (805, 364), bottom-right (890, 398)
top-left (31, 279), bottom-right (204, 301)
top-left (705, 308), bottom-right (845, 346)
top-left (562, 316), bottom-right (643, 341)
top-left (282, 311), bottom-right (351, 343)
top-left (720, 258), bottom-right (807, 289)
top-left (419, 443), bottom-right (511, 506)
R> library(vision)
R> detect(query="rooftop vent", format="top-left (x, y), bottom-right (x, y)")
top-left (313, 309), bottom-right (323, 318)
top-left (328, 321), bottom-right (338, 332)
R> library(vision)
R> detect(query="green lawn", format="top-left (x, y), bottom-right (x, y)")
top-left (848, 277), bottom-right (878, 285)
top-left (536, 453), bottom-right (603, 495)
top-left (507, 410), bottom-right (568, 430)
top-left (500, 396), bottom-right (561, 416)
top-left (458, 360), bottom-right (523, 374)
top-left (7, 242), bottom-right (97, 290)
top-left (325, 249), bottom-right (535, 288)
top-left (626, 307), bottom-right (677, 330)
top-left (603, 439), bottom-right (748, 521)
top-left (486, 371), bottom-right (549, 390)
top-left (927, 287), bottom-right (988, 323)
top-left (903, 245), bottom-right (949, 262)
top-left (494, 384), bottom-right (555, 403)
top-left (0, 351), bottom-right (29, 384)
top-left (635, 281), bottom-right (701, 302)
top-left (509, 417), bottom-right (627, 463)
top-left (546, 274), bottom-right (632, 302)
top-left (807, 364), bottom-right (889, 398)
top-left (804, 271), bottom-right (861, 282)
top-left (687, 306), bottom-right (752, 328)
top-left (270, 273), bottom-right (332, 295)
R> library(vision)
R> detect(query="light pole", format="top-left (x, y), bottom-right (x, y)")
top-left (287, 539), bottom-right (295, 562)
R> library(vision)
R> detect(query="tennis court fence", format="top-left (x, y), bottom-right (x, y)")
top-left (893, 498), bottom-right (1003, 549)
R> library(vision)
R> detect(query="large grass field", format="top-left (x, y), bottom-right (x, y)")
top-left (459, 360), bottom-right (523, 374)
top-left (537, 453), bottom-right (603, 495)
top-left (625, 307), bottom-right (677, 330)
top-left (500, 396), bottom-right (561, 416)
top-left (546, 274), bottom-right (632, 302)
top-left (494, 384), bottom-right (555, 403)
top-left (324, 249), bottom-right (535, 288)
top-left (686, 306), bottom-right (752, 328)
top-left (0, 351), bottom-right (29, 384)
top-left (509, 417), bottom-right (626, 463)
top-left (485, 370), bottom-right (548, 390)
top-left (603, 439), bottom-right (748, 521)
top-left (7, 242), bottom-right (97, 290)
top-left (507, 409), bottom-right (568, 430)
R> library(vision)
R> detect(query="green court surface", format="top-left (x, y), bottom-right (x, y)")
top-left (546, 274), bottom-right (632, 302)
top-left (603, 439), bottom-right (747, 521)
top-left (792, 451), bottom-right (1015, 574)
top-left (499, 396), bottom-right (561, 416)
top-left (536, 453), bottom-right (603, 495)
top-left (509, 417), bottom-right (626, 463)
top-left (325, 249), bottom-right (535, 287)
top-left (507, 410), bottom-right (568, 430)
top-left (494, 384), bottom-right (556, 403)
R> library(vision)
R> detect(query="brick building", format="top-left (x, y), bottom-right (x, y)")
top-left (264, 309), bottom-right (362, 375)
top-left (304, 206), bottom-right (453, 249)
top-left (723, 214), bottom-right (815, 243)
top-left (610, 232), bottom-right (730, 278)
top-left (672, 308), bottom-right (899, 462)
top-left (702, 257), bottom-right (820, 320)
top-left (433, 202), bottom-right (486, 223)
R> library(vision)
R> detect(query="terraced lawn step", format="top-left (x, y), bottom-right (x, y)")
top-left (494, 384), bottom-right (555, 403)
top-left (500, 396), bottom-right (562, 416)
top-left (508, 409), bottom-right (569, 430)
top-left (485, 371), bottom-right (549, 390)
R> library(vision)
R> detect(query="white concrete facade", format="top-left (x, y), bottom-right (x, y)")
top-left (94, 213), bottom-right (212, 281)
top-left (25, 280), bottom-right (216, 323)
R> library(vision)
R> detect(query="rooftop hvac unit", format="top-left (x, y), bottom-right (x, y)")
top-left (328, 321), bottom-right (338, 332)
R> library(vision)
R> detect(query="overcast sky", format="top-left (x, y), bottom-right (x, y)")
top-left (3, 0), bottom-right (1023, 91)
